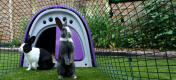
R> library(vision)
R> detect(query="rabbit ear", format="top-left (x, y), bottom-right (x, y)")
top-left (29, 36), bottom-right (36, 44)
top-left (63, 20), bottom-right (67, 26)
top-left (55, 17), bottom-right (62, 29)
top-left (25, 35), bottom-right (30, 42)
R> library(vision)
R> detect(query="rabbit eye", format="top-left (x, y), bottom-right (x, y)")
top-left (61, 28), bottom-right (66, 31)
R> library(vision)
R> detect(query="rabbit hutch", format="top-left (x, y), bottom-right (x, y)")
top-left (0, 0), bottom-right (176, 80)
top-left (19, 5), bottom-right (96, 68)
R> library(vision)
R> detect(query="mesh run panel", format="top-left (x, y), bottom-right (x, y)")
top-left (0, 0), bottom-right (176, 80)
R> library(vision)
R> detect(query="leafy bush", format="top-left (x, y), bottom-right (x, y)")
top-left (86, 13), bottom-right (124, 48)
top-left (120, 0), bottom-right (176, 50)
top-left (9, 39), bottom-right (21, 47)
top-left (86, 0), bottom-right (176, 50)
top-left (137, 0), bottom-right (176, 50)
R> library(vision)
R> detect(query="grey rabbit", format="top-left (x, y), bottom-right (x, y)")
top-left (55, 17), bottom-right (77, 79)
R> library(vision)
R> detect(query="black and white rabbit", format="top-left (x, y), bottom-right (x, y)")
top-left (19, 35), bottom-right (54, 70)
top-left (55, 17), bottom-right (77, 79)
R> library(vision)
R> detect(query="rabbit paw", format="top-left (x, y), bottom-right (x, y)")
top-left (72, 75), bottom-right (77, 79)
top-left (26, 67), bottom-right (31, 71)
top-left (58, 75), bottom-right (63, 79)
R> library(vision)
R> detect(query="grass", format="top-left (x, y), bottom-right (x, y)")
top-left (96, 56), bottom-right (176, 80)
top-left (0, 52), bottom-right (110, 80)
top-left (1, 51), bottom-right (176, 80)
top-left (0, 67), bottom-right (110, 80)
top-left (0, 51), bottom-right (20, 78)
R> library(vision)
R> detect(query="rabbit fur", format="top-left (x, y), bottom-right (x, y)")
top-left (19, 36), bottom-right (54, 71)
top-left (55, 17), bottom-right (77, 79)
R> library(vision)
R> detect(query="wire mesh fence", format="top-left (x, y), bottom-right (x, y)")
top-left (0, 0), bottom-right (176, 80)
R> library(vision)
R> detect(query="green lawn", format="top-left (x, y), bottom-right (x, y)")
top-left (0, 52), bottom-right (110, 80)
top-left (1, 51), bottom-right (176, 80)
top-left (0, 51), bottom-right (20, 78)
top-left (96, 56), bottom-right (176, 80)
top-left (0, 67), bottom-right (110, 80)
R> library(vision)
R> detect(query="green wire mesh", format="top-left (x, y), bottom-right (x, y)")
top-left (0, 0), bottom-right (176, 80)
top-left (94, 0), bottom-right (176, 80)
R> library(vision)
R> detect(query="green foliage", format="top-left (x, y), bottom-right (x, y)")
top-left (9, 39), bottom-right (21, 47)
top-left (87, 0), bottom-right (176, 50)
top-left (86, 13), bottom-right (123, 48)
top-left (135, 0), bottom-right (176, 50)
top-left (109, 0), bottom-right (143, 3)
top-left (121, 0), bottom-right (176, 50)
top-left (122, 0), bottom-right (176, 50)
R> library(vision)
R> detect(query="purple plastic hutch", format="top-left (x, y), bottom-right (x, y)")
top-left (19, 5), bottom-right (96, 67)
